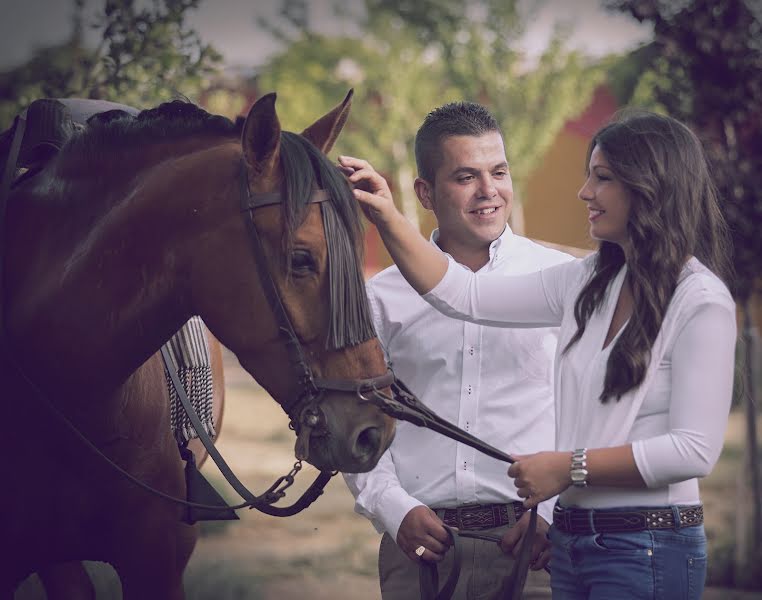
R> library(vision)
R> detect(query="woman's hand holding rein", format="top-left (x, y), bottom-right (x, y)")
top-left (339, 155), bottom-right (448, 295)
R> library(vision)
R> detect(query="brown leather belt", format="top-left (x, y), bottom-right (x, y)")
top-left (434, 501), bottom-right (526, 530)
top-left (553, 503), bottom-right (704, 534)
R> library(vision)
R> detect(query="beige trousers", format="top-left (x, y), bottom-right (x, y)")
top-left (378, 524), bottom-right (551, 600)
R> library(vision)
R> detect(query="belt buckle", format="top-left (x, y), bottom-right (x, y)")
top-left (455, 503), bottom-right (479, 528)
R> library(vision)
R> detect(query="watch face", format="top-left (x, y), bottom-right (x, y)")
top-left (570, 469), bottom-right (588, 482)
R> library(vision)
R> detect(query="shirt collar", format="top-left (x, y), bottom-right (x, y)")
top-left (429, 224), bottom-right (515, 268)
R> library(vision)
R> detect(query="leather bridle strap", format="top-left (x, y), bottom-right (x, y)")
top-left (162, 345), bottom-right (258, 504)
top-left (243, 188), bottom-right (329, 209)
top-left (312, 369), bottom-right (396, 394)
top-left (357, 378), bottom-right (540, 600)
top-left (239, 163), bottom-right (395, 418)
top-left (419, 525), bottom-right (462, 600)
top-left (239, 162), bottom-right (322, 417)
top-left (160, 345), bottom-right (333, 517)
top-left (419, 512), bottom-right (539, 600)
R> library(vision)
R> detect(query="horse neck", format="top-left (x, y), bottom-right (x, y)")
top-left (7, 137), bottom-right (241, 393)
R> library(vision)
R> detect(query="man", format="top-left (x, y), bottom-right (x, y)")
top-left (342, 102), bottom-right (572, 599)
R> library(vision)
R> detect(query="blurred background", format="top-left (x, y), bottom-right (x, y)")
top-left (2, 1), bottom-right (761, 598)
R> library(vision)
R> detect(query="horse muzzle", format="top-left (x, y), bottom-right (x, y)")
top-left (290, 390), bottom-right (395, 473)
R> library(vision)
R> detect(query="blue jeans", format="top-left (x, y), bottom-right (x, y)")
top-left (548, 512), bottom-right (707, 599)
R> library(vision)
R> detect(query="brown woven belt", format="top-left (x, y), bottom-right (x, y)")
top-left (553, 504), bottom-right (704, 534)
top-left (434, 502), bottom-right (526, 530)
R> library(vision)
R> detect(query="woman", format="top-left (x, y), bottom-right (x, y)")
top-left (340, 110), bottom-right (736, 599)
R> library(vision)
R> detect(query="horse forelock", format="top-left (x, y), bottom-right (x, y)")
top-left (278, 131), bottom-right (375, 349)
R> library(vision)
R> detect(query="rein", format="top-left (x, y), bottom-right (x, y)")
top-left (353, 378), bottom-right (539, 600)
top-left (417, 521), bottom-right (537, 600)
top-left (0, 128), bottom-right (538, 597)
top-left (241, 162), bottom-right (541, 600)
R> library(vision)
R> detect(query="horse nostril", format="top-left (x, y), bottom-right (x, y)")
top-left (353, 426), bottom-right (381, 460)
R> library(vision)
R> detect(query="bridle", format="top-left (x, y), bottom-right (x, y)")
top-left (237, 161), bottom-right (395, 459)
top-left (238, 163), bottom-right (539, 599)
top-left (0, 119), bottom-right (538, 596)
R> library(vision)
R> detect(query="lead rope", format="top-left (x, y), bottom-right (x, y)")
top-left (419, 511), bottom-right (539, 600)
top-left (357, 378), bottom-right (539, 600)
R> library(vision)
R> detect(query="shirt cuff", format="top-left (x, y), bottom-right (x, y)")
top-left (377, 487), bottom-right (426, 543)
top-left (536, 496), bottom-right (555, 527)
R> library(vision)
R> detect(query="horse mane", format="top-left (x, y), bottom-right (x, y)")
top-left (57, 100), bottom-right (242, 167)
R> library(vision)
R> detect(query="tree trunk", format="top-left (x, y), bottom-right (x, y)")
top-left (736, 298), bottom-right (762, 583)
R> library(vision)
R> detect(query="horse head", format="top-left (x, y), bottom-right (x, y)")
top-left (192, 92), bottom-right (395, 473)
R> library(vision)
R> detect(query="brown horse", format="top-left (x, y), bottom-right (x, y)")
top-left (0, 92), bottom-right (395, 599)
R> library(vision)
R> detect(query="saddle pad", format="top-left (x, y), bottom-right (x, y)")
top-left (163, 316), bottom-right (216, 445)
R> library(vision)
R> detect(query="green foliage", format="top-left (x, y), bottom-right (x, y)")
top-left (258, 12), bottom-right (455, 226)
top-left (0, 0), bottom-right (222, 128)
top-left (259, 0), bottom-right (602, 224)
top-left (259, 28), bottom-right (449, 173)
top-left (608, 0), bottom-right (762, 301)
top-left (364, 1), bottom-right (603, 188)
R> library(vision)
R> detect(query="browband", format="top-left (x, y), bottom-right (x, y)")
top-left (243, 189), bottom-right (330, 209)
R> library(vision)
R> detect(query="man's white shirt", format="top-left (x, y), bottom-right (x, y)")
top-left (343, 226), bottom-right (573, 540)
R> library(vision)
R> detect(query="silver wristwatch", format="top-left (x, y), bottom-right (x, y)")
top-left (570, 448), bottom-right (589, 488)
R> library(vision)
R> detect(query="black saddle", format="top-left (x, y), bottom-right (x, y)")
top-left (0, 98), bottom-right (139, 178)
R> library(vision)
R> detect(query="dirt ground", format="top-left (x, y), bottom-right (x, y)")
top-left (185, 350), bottom-right (762, 600)
top-left (184, 348), bottom-right (385, 599)
top-left (14, 349), bottom-right (762, 599)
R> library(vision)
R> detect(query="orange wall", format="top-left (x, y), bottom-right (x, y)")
top-left (523, 85), bottom-right (620, 252)
top-left (523, 130), bottom-right (596, 252)
top-left (363, 129), bottom-right (597, 277)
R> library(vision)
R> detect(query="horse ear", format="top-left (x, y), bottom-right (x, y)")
top-left (242, 93), bottom-right (281, 176)
top-left (301, 89), bottom-right (353, 154)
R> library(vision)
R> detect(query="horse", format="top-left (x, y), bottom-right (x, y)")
top-left (0, 91), bottom-right (396, 599)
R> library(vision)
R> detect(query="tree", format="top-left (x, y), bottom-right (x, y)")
top-left (258, 0), bottom-right (603, 233)
top-left (0, 0), bottom-right (222, 127)
top-left (608, 0), bottom-right (762, 587)
top-left (257, 10), bottom-right (454, 231)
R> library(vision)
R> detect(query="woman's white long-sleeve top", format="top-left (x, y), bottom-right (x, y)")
top-left (424, 254), bottom-right (736, 508)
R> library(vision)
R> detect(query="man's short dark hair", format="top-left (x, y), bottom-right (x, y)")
top-left (414, 102), bottom-right (501, 182)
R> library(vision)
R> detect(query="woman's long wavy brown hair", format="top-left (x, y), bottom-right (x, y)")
top-left (565, 110), bottom-right (732, 402)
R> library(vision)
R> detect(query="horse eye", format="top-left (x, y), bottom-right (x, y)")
top-left (290, 250), bottom-right (316, 274)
